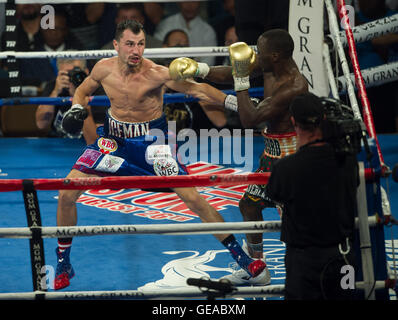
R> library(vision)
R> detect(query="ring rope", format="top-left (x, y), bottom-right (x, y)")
top-left (0, 221), bottom-right (282, 239)
top-left (0, 216), bottom-right (380, 240)
top-left (328, 13), bottom-right (398, 48)
top-left (1, 10), bottom-right (397, 61)
top-left (0, 172), bottom-right (269, 192)
top-left (0, 0), bottom-right (202, 4)
top-left (337, 61), bottom-right (398, 93)
top-left (325, 0), bottom-right (362, 121)
top-left (0, 215), bottom-right (382, 239)
top-left (322, 42), bottom-right (340, 99)
top-left (0, 167), bottom-right (380, 192)
top-left (0, 280), bottom-right (396, 300)
top-left (0, 46), bottom-right (235, 60)
top-left (0, 279), bottom-right (394, 300)
top-left (337, 0), bottom-right (386, 170)
top-left (0, 285), bottom-right (285, 300)
top-left (0, 87), bottom-right (265, 107)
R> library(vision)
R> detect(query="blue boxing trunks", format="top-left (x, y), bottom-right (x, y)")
top-left (72, 109), bottom-right (188, 177)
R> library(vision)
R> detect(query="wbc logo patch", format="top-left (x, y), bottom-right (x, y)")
top-left (153, 157), bottom-right (179, 176)
top-left (98, 137), bottom-right (118, 154)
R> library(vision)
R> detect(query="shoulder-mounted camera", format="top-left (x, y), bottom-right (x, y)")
top-left (320, 98), bottom-right (364, 156)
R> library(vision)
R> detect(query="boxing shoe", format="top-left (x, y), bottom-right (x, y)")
top-left (54, 247), bottom-right (75, 290)
top-left (221, 240), bottom-right (271, 286)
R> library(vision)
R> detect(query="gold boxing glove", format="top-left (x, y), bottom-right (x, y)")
top-left (169, 57), bottom-right (210, 81)
top-left (229, 42), bottom-right (257, 91)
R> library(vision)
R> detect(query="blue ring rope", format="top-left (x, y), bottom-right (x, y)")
top-left (0, 87), bottom-right (264, 107)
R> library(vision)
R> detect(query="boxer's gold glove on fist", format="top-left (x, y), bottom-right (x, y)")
top-left (229, 42), bottom-right (257, 91)
top-left (169, 57), bottom-right (209, 80)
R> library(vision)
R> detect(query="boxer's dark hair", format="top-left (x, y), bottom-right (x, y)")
top-left (115, 19), bottom-right (145, 41)
top-left (260, 29), bottom-right (294, 59)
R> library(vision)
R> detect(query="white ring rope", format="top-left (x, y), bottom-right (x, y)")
top-left (322, 42), bottom-right (340, 99)
top-left (0, 216), bottom-right (378, 239)
top-left (0, 46), bottom-right (233, 60)
top-left (328, 13), bottom-right (398, 48)
top-left (1, 14), bottom-right (397, 60)
top-left (0, 221), bottom-right (282, 239)
top-left (325, 0), bottom-right (362, 121)
top-left (0, 279), bottom-right (391, 300)
top-left (0, 285), bottom-right (285, 300)
top-left (337, 61), bottom-right (398, 92)
top-left (0, 0), bottom-right (201, 3)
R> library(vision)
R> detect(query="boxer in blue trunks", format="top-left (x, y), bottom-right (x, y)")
top-left (54, 20), bottom-right (266, 290)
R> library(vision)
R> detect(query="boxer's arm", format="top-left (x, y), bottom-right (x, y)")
top-left (168, 59), bottom-right (262, 84)
top-left (165, 78), bottom-right (227, 106)
top-left (63, 61), bottom-right (105, 135)
top-left (72, 69), bottom-right (102, 106)
top-left (236, 82), bottom-right (305, 128)
top-left (36, 91), bottom-right (57, 129)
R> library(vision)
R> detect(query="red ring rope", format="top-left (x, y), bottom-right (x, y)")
top-left (337, 0), bottom-right (387, 173)
top-left (0, 168), bottom-right (378, 192)
top-left (0, 173), bottom-right (270, 192)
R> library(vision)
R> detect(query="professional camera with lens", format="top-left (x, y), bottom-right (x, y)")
top-left (68, 67), bottom-right (87, 87)
top-left (320, 98), bottom-right (364, 156)
top-left (59, 67), bottom-right (87, 97)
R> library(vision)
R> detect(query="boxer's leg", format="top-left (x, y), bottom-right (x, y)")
top-left (54, 169), bottom-right (96, 290)
top-left (173, 186), bottom-right (266, 277)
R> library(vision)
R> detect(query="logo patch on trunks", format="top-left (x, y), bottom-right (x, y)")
top-left (98, 137), bottom-right (118, 154)
top-left (153, 157), bottom-right (179, 176)
top-left (96, 154), bottom-right (124, 173)
top-left (76, 149), bottom-right (101, 168)
top-left (146, 144), bottom-right (173, 161)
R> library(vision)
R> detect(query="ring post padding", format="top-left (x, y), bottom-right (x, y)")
top-left (22, 179), bottom-right (47, 293)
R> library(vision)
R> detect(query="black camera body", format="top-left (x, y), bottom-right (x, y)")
top-left (320, 98), bottom-right (363, 156)
top-left (68, 67), bottom-right (87, 88)
top-left (59, 67), bottom-right (87, 97)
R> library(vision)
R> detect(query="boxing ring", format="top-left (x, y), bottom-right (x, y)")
top-left (0, 0), bottom-right (398, 301)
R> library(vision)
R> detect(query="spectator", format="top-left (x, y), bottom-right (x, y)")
top-left (0, 3), bottom-right (5, 45)
top-left (35, 58), bottom-right (104, 144)
top-left (102, 3), bottom-right (162, 50)
top-left (41, 11), bottom-right (82, 53)
top-left (59, 3), bottom-right (105, 50)
top-left (354, 0), bottom-right (398, 133)
top-left (210, 0), bottom-right (235, 47)
top-left (13, 4), bottom-right (43, 51)
top-left (1, 4), bottom-right (44, 87)
top-left (162, 29), bottom-right (227, 133)
top-left (20, 11), bottom-right (84, 86)
top-left (143, 2), bottom-right (165, 35)
top-left (218, 25), bottom-right (238, 66)
top-left (154, 1), bottom-right (217, 65)
top-left (234, 0), bottom-right (289, 45)
top-left (387, 0), bottom-right (398, 10)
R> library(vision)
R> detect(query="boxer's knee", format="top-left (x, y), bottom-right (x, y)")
top-left (239, 198), bottom-right (262, 221)
top-left (58, 190), bottom-right (80, 208)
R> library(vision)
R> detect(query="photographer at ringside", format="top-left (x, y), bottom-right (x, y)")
top-left (36, 58), bottom-right (105, 144)
top-left (266, 93), bottom-right (361, 300)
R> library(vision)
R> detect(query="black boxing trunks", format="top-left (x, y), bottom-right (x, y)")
top-left (241, 131), bottom-right (297, 209)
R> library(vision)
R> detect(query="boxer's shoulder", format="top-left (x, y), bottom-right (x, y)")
top-left (91, 58), bottom-right (114, 81)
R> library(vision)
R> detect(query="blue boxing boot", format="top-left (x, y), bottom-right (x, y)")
top-left (54, 246), bottom-right (75, 290)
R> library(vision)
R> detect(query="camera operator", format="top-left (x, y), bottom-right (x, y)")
top-left (36, 58), bottom-right (104, 144)
top-left (266, 92), bottom-right (360, 300)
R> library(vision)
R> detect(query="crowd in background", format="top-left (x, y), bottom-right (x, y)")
top-left (0, 0), bottom-right (397, 138)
